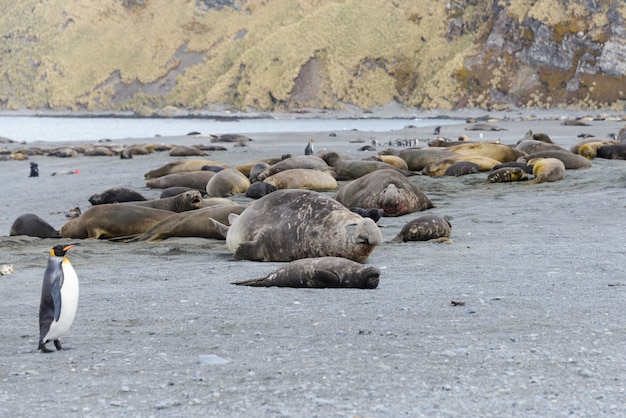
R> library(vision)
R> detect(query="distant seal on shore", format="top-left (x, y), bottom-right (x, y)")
top-left (378, 148), bottom-right (458, 171)
top-left (334, 169), bottom-right (433, 217)
top-left (391, 214), bottom-right (452, 243)
top-left (231, 257), bottom-right (380, 289)
top-left (526, 158), bottom-right (566, 185)
top-left (146, 171), bottom-right (215, 190)
top-left (206, 168), bottom-right (251, 197)
top-left (464, 123), bottom-right (507, 131)
top-left (88, 188), bottom-right (147, 205)
top-left (214, 189), bottom-right (383, 262)
top-left (61, 205), bottom-right (174, 239)
top-left (169, 146), bottom-right (207, 157)
top-left (144, 159), bottom-right (229, 179)
top-left (10, 214), bottom-right (61, 238)
top-left (124, 190), bottom-right (203, 212)
top-left (486, 167), bottom-right (529, 183)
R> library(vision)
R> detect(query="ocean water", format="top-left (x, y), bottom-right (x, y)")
top-left (0, 115), bottom-right (460, 143)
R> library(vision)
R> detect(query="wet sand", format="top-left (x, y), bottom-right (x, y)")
top-left (1, 112), bottom-right (625, 416)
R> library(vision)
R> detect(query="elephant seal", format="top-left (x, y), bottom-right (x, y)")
top-left (391, 215), bottom-right (452, 243)
top-left (443, 161), bottom-right (480, 177)
top-left (569, 138), bottom-right (617, 154)
top-left (334, 169), bottom-right (433, 217)
top-left (577, 141), bottom-right (617, 159)
top-left (516, 140), bottom-right (566, 154)
top-left (129, 204), bottom-right (247, 241)
top-left (231, 257), bottom-right (380, 289)
top-left (160, 186), bottom-right (202, 198)
top-left (422, 155), bottom-right (501, 177)
top-left (210, 134), bottom-right (252, 143)
top-left (10, 214), bottom-right (61, 238)
top-left (378, 148), bottom-right (458, 171)
top-left (377, 155), bottom-right (409, 170)
top-left (350, 207), bottom-right (384, 223)
top-left (216, 189), bottom-right (382, 262)
top-left (247, 162), bottom-right (271, 181)
top-left (322, 152), bottom-right (415, 180)
top-left (518, 151), bottom-right (591, 169)
top-left (88, 188), bottom-right (147, 205)
top-left (464, 123), bottom-right (506, 131)
top-left (169, 146), bottom-right (207, 157)
top-left (492, 161), bottom-right (534, 174)
top-left (447, 142), bottom-right (526, 163)
top-left (263, 168), bottom-right (338, 191)
top-left (486, 167), bottom-right (529, 183)
top-left (144, 159), bottom-right (229, 179)
top-left (597, 143), bottom-right (626, 160)
top-left (526, 158), bottom-right (566, 185)
top-left (61, 205), bottom-right (174, 239)
top-left (251, 156), bottom-right (329, 182)
top-left (206, 168), bottom-right (251, 197)
top-left (124, 190), bottom-right (203, 212)
top-left (245, 181), bottom-right (277, 199)
top-left (146, 171), bottom-right (215, 190)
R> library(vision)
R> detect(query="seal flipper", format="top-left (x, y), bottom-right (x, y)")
top-left (208, 218), bottom-right (229, 240)
top-left (233, 241), bottom-right (265, 261)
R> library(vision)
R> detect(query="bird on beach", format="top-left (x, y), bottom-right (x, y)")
top-left (304, 139), bottom-right (314, 155)
top-left (38, 244), bottom-right (79, 353)
top-left (433, 126), bottom-right (441, 135)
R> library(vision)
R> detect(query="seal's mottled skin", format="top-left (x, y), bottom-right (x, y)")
top-left (223, 190), bottom-right (382, 262)
top-left (486, 167), bottom-right (529, 183)
top-left (334, 169), bottom-right (433, 217)
top-left (232, 257), bottom-right (380, 289)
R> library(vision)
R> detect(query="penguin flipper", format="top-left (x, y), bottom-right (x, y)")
top-left (51, 278), bottom-right (62, 322)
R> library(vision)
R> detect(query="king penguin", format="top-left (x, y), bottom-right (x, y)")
top-left (304, 139), bottom-right (314, 155)
top-left (38, 243), bottom-right (79, 353)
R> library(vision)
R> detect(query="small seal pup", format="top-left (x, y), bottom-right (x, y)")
top-left (38, 244), bottom-right (79, 353)
top-left (391, 215), bottom-right (452, 243)
top-left (232, 257), bottom-right (380, 289)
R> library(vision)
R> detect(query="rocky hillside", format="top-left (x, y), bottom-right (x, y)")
top-left (0, 0), bottom-right (624, 113)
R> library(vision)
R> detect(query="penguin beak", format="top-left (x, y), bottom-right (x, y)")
top-left (63, 243), bottom-right (79, 252)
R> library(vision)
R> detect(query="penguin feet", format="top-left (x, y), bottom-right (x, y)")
top-left (38, 341), bottom-right (54, 353)
top-left (53, 339), bottom-right (63, 351)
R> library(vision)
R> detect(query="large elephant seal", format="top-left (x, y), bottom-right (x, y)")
top-left (334, 169), bottom-right (433, 217)
top-left (124, 190), bottom-right (203, 212)
top-left (378, 148), bottom-right (458, 171)
top-left (216, 189), bottom-right (382, 262)
top-left (526, 158), bottom-right (566, 185)
top-left (129, 204), bottom-right (247, 241)
top-left (232, 257), bottom-right (380, 289)
top-left (168, 146), bottom-right (207, 157)
top-left (597, 143), bottom-right (626, 160)
top-left (206, 168), bottom-right (251, 197)
top-left (146, 171), bottom-right (215, 190)
top-left (447, 142), bottom-right (526, 163)
top-left (88, 188), bottom-right (147, 205)
top-left (422, 155), bottom-right (501, 177)
top-left (251, 156), bottom-right (329, 182)
top-left (518, 151), bottom-right (591, 169)
top-left (486, 167), bottom-right (529, 183)
top-left (61, 205), bottom-right (174, 239)
top-left (10, 214), bottom-right (61, 238)
top-left (144, 159), bottom-right (229, 179)
top-left (391, 214), bottom-right (452, 243)
top-left (516, 140), bottom-right (566, 154)
top-left (263, 168), bottom-right (338, 191)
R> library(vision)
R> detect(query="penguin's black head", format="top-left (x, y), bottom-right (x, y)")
top-left (50, 243), bottom-right (78, 257)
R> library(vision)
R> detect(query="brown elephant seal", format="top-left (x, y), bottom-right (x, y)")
top-left (206, 168), bottom-right (251, 197)
top-left (232, 257), bottom-right (380, 289)
top-left (597, 143), bottom-right (626, 160)
top-left (88, 188), bottom-right (147, 205)
top-left (263, 168), bottom-right (338, 191)
top-left (350, 207), bottom-right (384, 223)
top-left (334, 169), bottom-right (433, 217)
top-left (562, 118), bottom-right (590, 126)
top-left (215, 190), bottom-right (383, 262)
top-left (464, 123), bottom-right (507, 131)
top-left (516, 140), bottom-right (566, 154)
top-left (492, 161), bottom-right (534, 174)
top-left (10, 214), bottom-right (61, 238)
top-left (569, 138), bottom-right (616, 154)
top-left (146, 171), bottom-right (215, 190)
top-left (322, 151), bottom-right (416, 180)
top-left (377, 155), bottom-right (409, 170)
top-left (379, 148), bottom-right (458, 171)
top-left (486, 167), bottom-right (529, 183)
top-left (422, 155), bottom-right (501, 177)
top-left (247, 162), bottom-right (271, 181)
top-left (210, 134), bottom-right (252, 143)
top-left (526, 158), bottom-right (566, 185)
top-left (125, 190), bottom-right (203, 212)
top-left (245, 181), bottom-right (277, 199)
top-left (252, 156), bottom-right (329, 182)
top-left (577, 141), bottom-right (617, 159)
top-left (144, 159), bottom-right (229, 179)
top-left (518, 151), bottom-right (591, 169)
top-left (447, 142), bottom-right (526, 163)
top-left (169, 146), bottom-right (207, 157)
top-left (443, 161), bottom-right (480, 177)
top-left (129, 204), bottom-right (247, 241)
top-left (61, 205), bottom-right (174, 239)
top-left (391, 214), bottom-right (452, 243)
top-left (160, 186), bottom-right (204, 198)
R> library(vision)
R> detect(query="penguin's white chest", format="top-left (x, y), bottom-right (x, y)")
top-left (44, 260), bottom-right (79, 342)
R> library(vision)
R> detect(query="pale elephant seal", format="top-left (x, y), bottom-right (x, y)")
top-left (124, 190), bottom-right (203, 212)
top-left (378, 148), bottom-right (458, 171)
top-left (322, 152), bottom-right (415, 180)
top-left (144, 159), bottom-right (229, 179)
top-left (232, 257), bottom-right (380, 289)
top-left (391, 215), bottom-right (452, 243)
top-left (422, 155), bottom-right (501, 177)
top-left (486, 167), bottom-right (529, 183)
top-left (526, 158), bottom-right (566, 185)
top-left (447, 142), bottom-right (526, 163)
top-left (206, 168), bottom-right (251, 197)
top-left (263, 168), bottom-right (338, 191)
top-left (88, 187), bottom-right (147, 205)
top-left (216, 190), bottom-right (383, 262)
top-left (252, 156), bottom-right (329, 182)
top-left (61, 205), bottom-right (174, 239)
top-left (10, 214), bottom-right (61, 238)
top-left (146, 171), bottom-right (215, 190)
top-left (334, 169), bottom-right (433, 217)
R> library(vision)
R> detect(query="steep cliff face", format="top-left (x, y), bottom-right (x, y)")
top-left (0, 0), bottom-right (623, 112)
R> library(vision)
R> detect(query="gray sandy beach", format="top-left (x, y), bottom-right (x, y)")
top-left (1, 111), bottom-right (625, 417)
